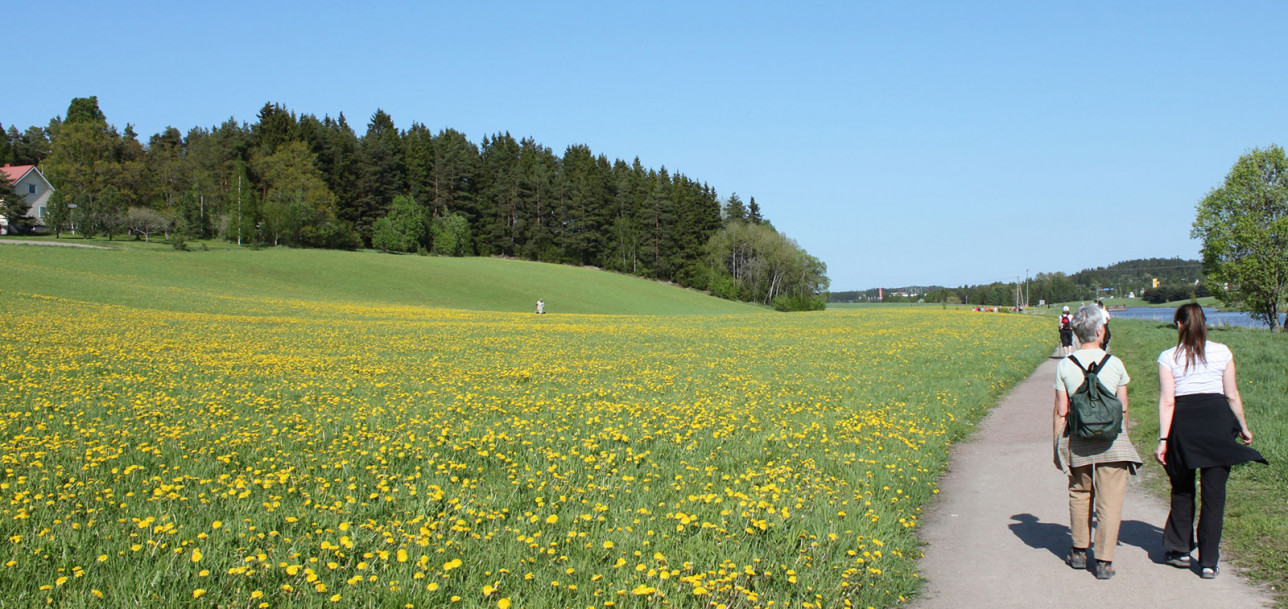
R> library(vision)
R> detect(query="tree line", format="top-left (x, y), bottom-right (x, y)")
top-left (1, 97), bottom-right (827, 310)
top-left (832, 257), bottom-right (1205, 307)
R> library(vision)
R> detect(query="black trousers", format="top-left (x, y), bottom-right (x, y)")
top-left (1163, 463), bottom-right (1230, 568)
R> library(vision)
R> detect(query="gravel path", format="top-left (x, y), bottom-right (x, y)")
top-left (909, 355), bottom-right (1273, 609)
top-left (0, 239), bottom-right (109, 249)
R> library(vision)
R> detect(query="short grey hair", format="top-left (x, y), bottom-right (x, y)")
top-left (1072, 304), bottom-right (1103, 343)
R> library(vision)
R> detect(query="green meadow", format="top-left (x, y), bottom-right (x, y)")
top-left (0, 243), bottom-right (1054, 608)
top-left (1, 243), bottom-right (1282, 607)
top-left (0, 238), bottom-right (758, 316)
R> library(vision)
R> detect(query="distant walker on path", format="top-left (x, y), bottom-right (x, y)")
top-left (1058, 306), bottom-right (1074, 357)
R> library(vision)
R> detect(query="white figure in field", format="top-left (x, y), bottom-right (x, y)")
top-left (536, 299), bottom-right (545, 314)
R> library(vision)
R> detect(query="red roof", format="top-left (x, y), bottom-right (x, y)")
top-left (1, 164), bottom-right (35, 184)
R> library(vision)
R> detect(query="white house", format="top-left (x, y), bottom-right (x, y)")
top-left (1, 164), bottom-right (55, 233)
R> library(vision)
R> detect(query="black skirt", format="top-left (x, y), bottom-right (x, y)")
top-left (1167, 393), bottom-right (1267, 470)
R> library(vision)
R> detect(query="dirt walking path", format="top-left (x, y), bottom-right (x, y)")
top-left (909, 355), bottom-right (1273, 609)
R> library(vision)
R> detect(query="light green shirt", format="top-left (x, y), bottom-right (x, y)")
top-left (1055, 348), bottom-right (1129, 394)
top-left (1053, 349), bottom-right (1141, 471)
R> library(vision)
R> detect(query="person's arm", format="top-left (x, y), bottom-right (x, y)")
top-left (1117, 383), bottom-right (1129, 429)
top-left (1053, 389), bottom-right (1069, 469)
top-left (1155, 365), bottom-right (1176, 464)
top-left (1223, 358), bottom-right (1253, 445)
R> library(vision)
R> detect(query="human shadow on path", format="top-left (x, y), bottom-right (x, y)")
top-left (1009, 514), bottom-right (1167, 563)
top-left (1009, 514), bottom-right (1068, 560)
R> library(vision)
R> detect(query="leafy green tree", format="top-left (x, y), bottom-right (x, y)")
top-left (10, 125), bottom-right (51, 165)
top-left (124, 206), bottom-right (173, 242)
top-left (146, 126), bottom-right (189, 212)
top-left (1193, 145), bottom-right (1288, 331)
top-left (72, 191), bottom-right (102, 238)
top-left (115, 124), bottom-right (148, 209)
top-left (705, 220), bottom-right (828, 309)
top-left (431, 212), bottom-right (471, 256)
top-left (66, 96), bottom-right (107, 124)
top-left (371, 195), bottom-right (425, 253)
top-left (253, 141), bottom-right (352, 247)
top-left (44, 190), bottom-right (72, 238)
top-left (97, 185), bottom-right (126, 240)
top-left (0, 171), bottom-right (33, 234)
top-left (43, 97), bottom-right (121, 209)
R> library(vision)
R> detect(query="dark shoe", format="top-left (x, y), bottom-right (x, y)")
top-left (1095, 560), bottom-right (1115, 580)
top-left (1200, 566), bottom-right (1219, 579)
top-left (1067, 548), bottom-right (1087, 569)
top-left (1164, 551), bottom-right (1192, 568)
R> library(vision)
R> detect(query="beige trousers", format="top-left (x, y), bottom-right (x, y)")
top-left (1068, 462), bottom-right (1130, 562)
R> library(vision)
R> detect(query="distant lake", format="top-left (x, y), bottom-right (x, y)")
top-left (1110, 306), bottom-right (1286, 329)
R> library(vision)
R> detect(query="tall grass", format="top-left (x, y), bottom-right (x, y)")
top-left (1112, 319), bottom-right (1287, 606)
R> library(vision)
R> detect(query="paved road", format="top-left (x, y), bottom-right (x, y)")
top-left (910, 355), bottom-right (1272, 609)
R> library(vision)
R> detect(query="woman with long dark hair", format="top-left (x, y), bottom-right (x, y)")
top-left (1155, 303), bottom-right (1266, 578)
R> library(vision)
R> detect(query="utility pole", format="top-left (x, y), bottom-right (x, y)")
top-left (1025, 268), bottom-right (1030, 308)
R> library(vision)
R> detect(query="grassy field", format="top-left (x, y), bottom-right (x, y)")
top-left (1111, 319), bottom-right (1287, 606)
top-left (0, 238), bottom-right (758, 316)
top-left (0, 244), bottom-right (1053, 608)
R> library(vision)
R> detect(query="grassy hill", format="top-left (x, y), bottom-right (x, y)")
top-left (0, 238), bottom-right (763, 316)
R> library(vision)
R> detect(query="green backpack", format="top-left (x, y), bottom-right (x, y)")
top-left (1067, 354), bottom-right (1123, 440)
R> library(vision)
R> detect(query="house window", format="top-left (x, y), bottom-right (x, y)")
top-left (39, 206), bottom-right (47, 219)
top-left (28, 184), bottom-right (36, 194)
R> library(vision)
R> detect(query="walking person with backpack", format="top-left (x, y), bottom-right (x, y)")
top-left (1058, 306), bottom-right (1074, 357)
top-left (1052, 304), bottom-right (1142, 580)
top-left (1155, 303), bottom-right (1266, 579)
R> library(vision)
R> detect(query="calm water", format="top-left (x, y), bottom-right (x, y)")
top-left (1110, 307), bottom-right (1286, 329)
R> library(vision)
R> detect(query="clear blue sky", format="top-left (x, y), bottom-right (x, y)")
top-left (8, 1), bottom-right (1286, 290)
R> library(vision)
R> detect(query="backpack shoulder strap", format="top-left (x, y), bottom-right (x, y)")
top-left (1068, 355), bottom-right (1088, 374)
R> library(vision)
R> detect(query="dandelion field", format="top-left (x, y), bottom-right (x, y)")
top-left (0, 252), bottom-right (1051, 608)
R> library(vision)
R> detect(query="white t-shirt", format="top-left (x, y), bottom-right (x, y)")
top-left (1157, 341), bottom-right (1232, 396)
